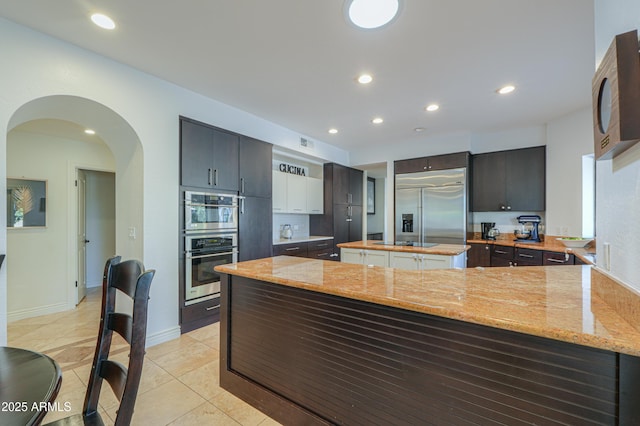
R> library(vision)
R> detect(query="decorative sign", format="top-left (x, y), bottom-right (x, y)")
top-left (276, 162), bottom-right (308, 176)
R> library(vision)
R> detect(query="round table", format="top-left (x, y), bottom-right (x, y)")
top-left (0, 346), bottom-right (62, 426)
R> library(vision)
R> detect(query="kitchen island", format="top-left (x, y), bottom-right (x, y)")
top-left (338, 240), bottom-right (468, 269)
top-left (215, 257), bottom-right (640, 425)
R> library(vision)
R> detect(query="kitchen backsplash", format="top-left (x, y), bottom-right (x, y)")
top-left (273, 214), bottom-right (310, 241)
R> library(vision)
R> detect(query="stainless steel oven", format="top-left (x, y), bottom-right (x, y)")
top-left (185, 232), bottom-right (238, 305)
top-left (184, 191), bottom-right (239, 232)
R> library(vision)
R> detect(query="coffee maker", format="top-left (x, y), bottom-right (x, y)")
top-left (515, 215), bottom-right (542, 243)
top-left (481, 222), bottom-right (495, 240)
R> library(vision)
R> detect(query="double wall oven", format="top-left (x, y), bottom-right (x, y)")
top-left (183, 190), bottom-right (239, 305)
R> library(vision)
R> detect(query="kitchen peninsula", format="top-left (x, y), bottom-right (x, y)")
top-left (216, 257), bottom-right (640, 425)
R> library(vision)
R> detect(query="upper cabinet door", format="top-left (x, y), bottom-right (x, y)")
top-left (210, 128), bottom-right (239, 191)
top-left (239, 136), bottom-right (272, 198)
top-left (349, 168), bottom-right (363, 206)
top-left (471, 151), bottom-right (507, 211)
top-left (180, 120), bottom-right (214, 188)
top-left (505, 146), bottom-right (545, 211)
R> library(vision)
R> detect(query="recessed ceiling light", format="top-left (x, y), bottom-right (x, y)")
top-left (497, 85), bottom-right (516, 95)
top-left (357, 74), bottom-right (373, 84)
top-left (345, 0), bottom-right (401, 30)
top-left (372, 117), bottom-right (384, 124)
top-left (425, 104), bottom-right (439, 112)
top-left (91, 13), bottom-right (116, 30)
top-left (328, 128), bottom-right (339, 134)
top-left (84, 129), bottom-right (96, 135)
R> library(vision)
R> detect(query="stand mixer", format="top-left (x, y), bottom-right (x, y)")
top-left (514, 215), bottom-right (542, 243)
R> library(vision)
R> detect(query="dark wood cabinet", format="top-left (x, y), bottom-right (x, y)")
top-left (310, 163), bottom-right (364, 260)
top-left (490, 245), bottom-right (514, 267)
top-left (543, 251), bottom-right (575, 266)
top-left (180, 117), bottom-right (239, 191)
top-left (513, 247), bottom-right (543, 266)
top-left (239, 136), bottom-right (272, 198)
top-left (472, 146), bottom-right (545, 212)
top-left (273, 242), bottom-right (308, 257)
top-left (180, 296), bottom-right (220, 333)
top-left (467, 243), bottom-right (491, 267)
top-left (239, 196), bottom-right (272, 262)
top-left (395, 152), bottom-right (469, 174)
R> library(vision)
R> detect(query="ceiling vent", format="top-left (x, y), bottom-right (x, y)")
top-left (300, 137), bottom-right (314, 149)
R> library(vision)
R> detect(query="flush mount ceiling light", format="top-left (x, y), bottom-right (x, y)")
top-left (328, 128), bottom-right (339, 134)
top-left (345, 0), bottom-right (401, 30)
top-left (91, 13), bottom-right (116, 30)
top-left (84, 129), bottom-right (96, 135)
top-left (372, 117), bottom-right (384, 124)
top-left (425, 104), bottom-right (440, 112)
top-left (497, 85), bottom-right (516, 95)
top-left (357, 74), bottom-right (373, 84)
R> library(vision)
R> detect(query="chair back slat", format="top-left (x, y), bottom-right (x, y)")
top-left (108, 312), bottom-right (133, 345)
top-left (110, 259), bottom-right (144, 298)
top-left (99, 360), bottom-right (128, 401)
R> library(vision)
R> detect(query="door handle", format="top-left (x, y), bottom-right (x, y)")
top-left (240, 178), bottom-right (245, 194)
top-left (208, 168), bottom-right (213, 186)
top-left (84, 239), bottom-right (90, 243)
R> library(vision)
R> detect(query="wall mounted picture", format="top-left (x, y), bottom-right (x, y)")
top-left (6, 178), bottom-right (47, 228)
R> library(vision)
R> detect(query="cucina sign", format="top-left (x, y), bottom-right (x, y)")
top-left (278, 163), bottom-right (307, 176)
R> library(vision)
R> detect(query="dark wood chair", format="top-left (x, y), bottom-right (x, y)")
top-left (45, 256), bottom-right (155, 426)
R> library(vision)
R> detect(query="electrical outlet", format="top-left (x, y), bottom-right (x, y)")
top-left (128, 227), bottom-right (136, 239)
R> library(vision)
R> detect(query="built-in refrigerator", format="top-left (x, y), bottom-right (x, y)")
top-left (395, 168), bottom-right (467, 245)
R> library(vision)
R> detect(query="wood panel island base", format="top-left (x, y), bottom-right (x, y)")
top-left (215, 257), bottom-right (640, 425)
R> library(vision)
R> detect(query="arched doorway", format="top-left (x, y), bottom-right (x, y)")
top-left (5, 95), bottom-right (143, 320)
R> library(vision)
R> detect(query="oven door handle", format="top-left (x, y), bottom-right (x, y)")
top-left (185, 202), bottom-right (239, 208)
top-left (187, 250), bottom-right (237, 259)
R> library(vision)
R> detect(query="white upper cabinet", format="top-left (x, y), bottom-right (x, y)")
top-left (306, 177), bottom-right (324, 214)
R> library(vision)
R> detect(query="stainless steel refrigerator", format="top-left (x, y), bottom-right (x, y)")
top-left (395, 168), bottom-right (467, 245)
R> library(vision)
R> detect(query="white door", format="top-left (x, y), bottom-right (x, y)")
top-left (77, 170), bottom-right (88, 304)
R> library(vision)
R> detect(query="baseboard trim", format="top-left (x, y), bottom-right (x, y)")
top-left (8, 302), bottom-right (68, 323)
top-left (146, 325), bottom-right (181, 348)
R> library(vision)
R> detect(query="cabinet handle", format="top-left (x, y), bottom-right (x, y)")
top-left (506, 205), bottom-right (512, 211)
top-left (316, 252), bottom-right (329, 257)
top-left (495, 250), bottom-right (509, 255)
top-left (316, 243), bottom-right (329, 247)
top-left (500, 205), bottom-right (506, 210)
top-left (546, 258), bottom-right (566, 264)
top-left (329, 253), bottom-right (339, 257)
top-left (206, 305), bottom-right (221, 311)
top-left (208, 168), bottom-right (213, 186)
top-left (214, 169), bottom-right (218, 186)
top-left (240, 198), bottom-right (245, 214)
top-left (518, 253), bottom-right (534, 258)
top-left (240, 177), bottom-right (245, 194)
top-left (285, 247), bottom-right (301, 251)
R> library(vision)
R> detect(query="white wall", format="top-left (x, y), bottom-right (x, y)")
top-left (85, 171), bottom-right (116, 288)
top-left (594, 0), bottom-right (640, 290)
top-left (545, 107), bottom-right (594, 236)
top-left (6, 129), bottom-right (115, 321)
top-left (0, 17), bottom-right (350, 345)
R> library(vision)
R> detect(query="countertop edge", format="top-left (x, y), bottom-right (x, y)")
top-left (337, 241), bottom-right (470, 256)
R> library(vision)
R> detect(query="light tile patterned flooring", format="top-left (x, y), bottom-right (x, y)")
top-left (7, 288), bottom-right (281, 426)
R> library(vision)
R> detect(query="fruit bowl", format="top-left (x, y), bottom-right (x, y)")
top-left (556, 237), bottom-right (593, 248)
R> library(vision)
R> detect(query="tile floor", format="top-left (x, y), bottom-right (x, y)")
top-left (7, 287), bottom-right (281, 426)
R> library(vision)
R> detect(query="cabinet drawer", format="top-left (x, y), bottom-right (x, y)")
top-left (491, 245), bottom-right (514, 260)
top-left (181, 297), bottom-right (220, 324)
top-left (308, 239), bottom-right (333, 251)
top-left (273, 242), bottom-right (309, 257)
top-left (307, 248), bottom-right (333, 260)
top-left (514, 248), bottom-right (543, 265)
top-left (543, 251), bottom-right (575, 265)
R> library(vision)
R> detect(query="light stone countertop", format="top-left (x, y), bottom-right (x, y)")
top-left (337, 240), bottom-right (469, 256)
top-left (216, 256), bottom-right (640, 357)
